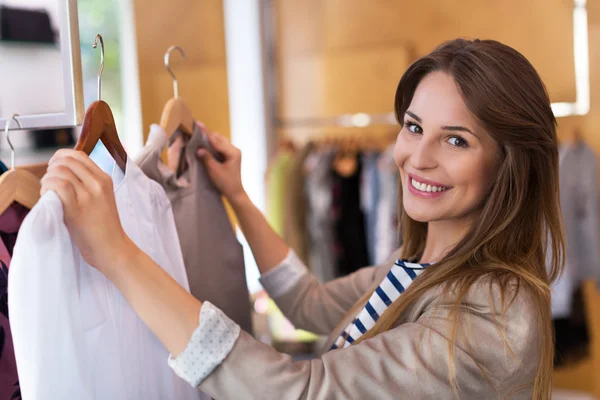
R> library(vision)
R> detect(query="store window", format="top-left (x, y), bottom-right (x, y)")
top-left (78, 0), bottom-right (122, 134)
top-left (77, 0), bottom-right (142, 170)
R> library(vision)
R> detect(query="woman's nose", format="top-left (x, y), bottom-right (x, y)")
top-left (409, 138), bottom-right (438, 170)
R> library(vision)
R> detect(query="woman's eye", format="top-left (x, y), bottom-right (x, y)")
top-left (448, 136), bottom-right (468, 148)
top-left (404, 122), bottom-right (422, 134)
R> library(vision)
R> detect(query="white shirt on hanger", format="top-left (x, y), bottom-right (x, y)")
top-left (8, 153), bottom-right (206, 400)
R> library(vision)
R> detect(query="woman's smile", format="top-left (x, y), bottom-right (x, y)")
top-left (407, 173), bottom-right (452, 198)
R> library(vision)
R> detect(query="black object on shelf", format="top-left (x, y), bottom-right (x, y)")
top-left (0, 5), bottom-right (56, 44)
top-left (30, 128), bottom-right (75, 149)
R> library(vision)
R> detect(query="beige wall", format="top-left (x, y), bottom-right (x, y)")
top-left (132, 0), bottom-right (230, 141)
top-left (130, 2), bottom-right (600, 152)
top-left (275, 0), bottom-right (600, 148)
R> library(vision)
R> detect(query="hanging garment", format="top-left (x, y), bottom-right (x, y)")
top-left (549, 145), bottom-right (576, 319)
top-left (266, 151), bottom-right (295, 236)
top-left (559, 142), bottom-right (600, 283)
top-left (8, 154), bottom-right (205, 400)
top-left (550, 142), bottom-right (600, 365)
top-left (374, 145), bottom-right (400, 264)
top-left (332, 155), bottom-right (369, 276)
top-left (283, 143), bottom-right (314, 264)
top-left (0, 203), bottom-right (28, 400)
top-left (304, 149), bottom-right (337, 282)
top-left (136, 124), bottom-right (252, 334)
top-left (360, 151), bottom-right (381, 265)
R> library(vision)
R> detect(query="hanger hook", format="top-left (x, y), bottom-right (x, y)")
top-left (93, 34), bottom-right (104, 101)
top-left (4, 114), bottom-right (21, 170)
top-left (164, 45), bottom-right (187, 98)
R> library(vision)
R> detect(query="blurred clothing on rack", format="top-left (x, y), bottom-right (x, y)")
top-left (283, 144), bottom-right (313, 265)
top-left (332, 156), bottom-right (369, 276)
top-left (550, 140), bottom-right (600, 367)
top-left (304, 149), bottom-right (337, 283)
top-left (266, 150), bottom-right (296, 237)
top-left (361, 152), bottom-right (381, 265)
top-left (0, 203), bottom-right (28, 400)
top-left (266, 139), bottom-right (399, 282)
top-left (375, 145), bottom-right (400, 264)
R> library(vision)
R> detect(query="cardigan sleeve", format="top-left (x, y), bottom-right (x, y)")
top-left (170, 281), bottom-right (538, 399)
top-left (259, 249), bottom-right (383, 334)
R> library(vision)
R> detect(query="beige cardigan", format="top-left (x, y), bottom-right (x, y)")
top-left (200, 253), bottom-right (538, 399)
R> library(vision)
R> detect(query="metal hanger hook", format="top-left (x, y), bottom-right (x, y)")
top-left (93, 34), bottom-right (105, 101)
top-left (164, 45), bottom-right (188, 98)
top-left (3, 114), bottom-right (21, 170)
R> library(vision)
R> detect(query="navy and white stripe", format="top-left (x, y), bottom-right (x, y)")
top-left (330, 259), bottom-right (430, 350)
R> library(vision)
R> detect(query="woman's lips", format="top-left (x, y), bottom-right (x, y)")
top-left (407, 173), bottom-right (451, 198)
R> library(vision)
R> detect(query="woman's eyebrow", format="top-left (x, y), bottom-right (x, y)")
top-left (405, 110), bottom-right (421, 123)
top-left (406, 110), bottom-right (478, 138)
top-left (441, 125), bottom-right (477, 137)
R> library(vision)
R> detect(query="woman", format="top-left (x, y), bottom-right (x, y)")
top-left (42, 38), bottom-right (563, 399)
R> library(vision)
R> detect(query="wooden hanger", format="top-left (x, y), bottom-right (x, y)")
top-left (0, 114), bottom-right (41, 214)
top-left (160, 46), bottom-right (194, 137)
top-left (75, 34), bottom-right (127, 172)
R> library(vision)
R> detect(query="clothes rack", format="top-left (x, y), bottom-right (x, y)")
top-left (276, 112), bottom-right (397, 129)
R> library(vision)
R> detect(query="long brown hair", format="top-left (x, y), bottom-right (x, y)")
top-left (352, 39), bottom-right (564, 398)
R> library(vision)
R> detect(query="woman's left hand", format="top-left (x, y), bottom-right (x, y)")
top-left (41, 149), bottom-right (131, 272)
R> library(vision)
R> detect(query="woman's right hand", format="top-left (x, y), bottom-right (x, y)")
top-left (196, 127), bottom-right (246, 203)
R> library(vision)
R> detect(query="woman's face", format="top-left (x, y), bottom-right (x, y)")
top-left (394, 71), bottom-right (501, 224)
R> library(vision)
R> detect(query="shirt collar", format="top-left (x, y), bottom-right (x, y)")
top-left (394, 259), bottom-right (431, 270)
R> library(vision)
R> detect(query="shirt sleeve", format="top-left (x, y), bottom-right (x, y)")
top-left (259, 249), bottom-right (309, 298)
top-left (168, 301), bottom-right (241, 387)
top-left (8, 191), bottom-right (94, 400)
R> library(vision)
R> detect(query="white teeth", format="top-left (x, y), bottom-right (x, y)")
top-left (411, 178), bottom-right (447, 193)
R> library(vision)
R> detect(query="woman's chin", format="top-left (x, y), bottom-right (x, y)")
top-left (403, 209), bottom-right (435, 223)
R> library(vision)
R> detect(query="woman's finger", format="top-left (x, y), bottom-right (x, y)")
top-left (46, 162), bottom-right (86, 188)
top-left (205, 132), bottom-right (235, 157)
top-left (49, 152), bottom-right (111, 195)
top-left (40, 176), bottom-right (78, 211)
top-left (197, 148), bottom-right (220, 171)
top-left (50, 149), bottom-right (107, 179)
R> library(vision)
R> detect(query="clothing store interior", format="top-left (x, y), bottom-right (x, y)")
top-left (1, 0), bottom-right (600, 399)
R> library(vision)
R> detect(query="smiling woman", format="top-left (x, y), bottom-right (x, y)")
top-left (38, 38), bottom-right (563, 399)
top-left (396, 71), bottom-right (502, 226)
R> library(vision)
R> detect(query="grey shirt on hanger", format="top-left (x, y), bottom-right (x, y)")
top-left (136, 124), bottom-right (252, 334)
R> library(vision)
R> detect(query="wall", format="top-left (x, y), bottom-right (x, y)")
top-left (274, 0), bottom-right (597, 146)
top-left (132, 0), bottom-right (230, 140)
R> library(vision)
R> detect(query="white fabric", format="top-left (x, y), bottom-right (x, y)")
top-left (259, 249), bottom-right (308, 298)
top-left (8, 156), bottom-right (206, 400)
top-left (168, 302), bottom-right (240, 387)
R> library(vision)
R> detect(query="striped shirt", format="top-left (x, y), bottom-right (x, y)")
top-left (331, 259), bottom-right (430, 350)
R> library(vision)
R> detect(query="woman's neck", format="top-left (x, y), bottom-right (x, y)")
top-left (419, 218), bottom-right (473, 264)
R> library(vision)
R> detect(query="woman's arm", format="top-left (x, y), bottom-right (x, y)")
top-left (42, 150), bottom-right (201, 356)
top-left (108, 237), bottom-right (202, 356)
top-left (197, 132), bottom-right (289, 273)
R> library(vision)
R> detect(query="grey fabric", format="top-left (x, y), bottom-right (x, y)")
top-left (136, 124), bottom-right (252, 334)
top-left (360, 151), bottom-right (381, 265)
top-left (559, 143), bottom-right (600, 284)
top-left (304, 150), bottom-right (337, 282)
top-left (375, 146), bottom-right (400, 264)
